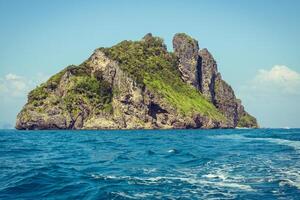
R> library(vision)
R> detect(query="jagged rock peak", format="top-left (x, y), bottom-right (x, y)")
top-left (142, 33), bottom-right (153, 40)
top-left (198, 48), bottom-right (218, 102)
top-left (172, 33), bottom-right (201, 89)
top-left (199, 48), bottom-right (217, 69)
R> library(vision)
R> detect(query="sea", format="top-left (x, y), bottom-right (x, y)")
top-left (0, 129), bottom-right (299, 199)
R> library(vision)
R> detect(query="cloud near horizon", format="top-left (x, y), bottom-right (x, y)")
top-left (0, 73), bottom-right (49, 98)
top-left (237, 65), bottom-right (300, 128)
top-left (241, 65), bottom-right (300, 96)
top-left (0, 72), bottom-right (50, 128)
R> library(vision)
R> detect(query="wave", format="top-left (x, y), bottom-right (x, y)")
top-left (91, 173), bottom-right (254, 192)
top-left (1, 129), bottom-right (300, 199)
top-left (167, 149), bottom-right (180, 154)
top-left (202, 173), bottom-right (227, 180)
top-left (212, 134), bottom-right (300, 152)
top-left (146, 150), bottom-right (155, 155)
top-left (265, 138), bottom-right (300, 152)
top-left (142, 168), bottom-right (157, 174)
top-left (278, 168), bottom-right (300, 190)
top-left (210, 134), bottom-right (300, 192)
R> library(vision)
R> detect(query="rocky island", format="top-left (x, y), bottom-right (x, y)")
top-left (16, 33), bottom-right (258, 130)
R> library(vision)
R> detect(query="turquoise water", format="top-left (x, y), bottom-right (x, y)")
top-left (0, 129), bottom-right (299, 199)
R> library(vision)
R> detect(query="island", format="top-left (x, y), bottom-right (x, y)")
top-left (16, 33), bottom-right (258, 130)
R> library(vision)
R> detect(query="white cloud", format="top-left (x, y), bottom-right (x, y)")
top-left (5, 73), bottom-right (27, 94)
top-left (0, 73), bottom-right (49, 97)
top-left (0, 73), bottom-right (50, 128)
top-left (237, 65), bottom-right (300, 128)
top-left (0, 81), bottom-right (5, 92)
top-left (5, 73), bottom-right (21, 80)
top-left (249, 65), bottom-right (300, 95)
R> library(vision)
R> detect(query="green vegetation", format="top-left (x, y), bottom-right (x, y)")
top-left (46, 65), bottom-right (92, 90)
top-left (237, 113), bottom-right (257, 128)
top-left (102, 35), bottom-right (225, 121)
top-left (100, 36), bottom-right (178, 86)
top-left (28, 64), bottom-right (83, 103)
top-left (63, 75), bottom-right (112, 116)
top-left (27, 64), bottom-right (112, 116)
top-left (46, 69), bottom-right (66, 90)
top-left (144, 74), bottom-right (225, 121)
top-left (175, 33), bottom-right (196, 46)
top-left (28, 84), bottom-right (48, 101)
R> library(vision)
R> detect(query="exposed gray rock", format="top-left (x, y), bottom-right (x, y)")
top-left (173, 33), bottom-right (201, 89)
top-left (198, 48), bottom-right (218, 102)
top-left (83, 50), bottom-right (225, 129)
top-left (213, 73), bottom-right (238, 127)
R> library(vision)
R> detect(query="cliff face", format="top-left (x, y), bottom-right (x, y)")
top-left (16, 33), bottom-right (258, 130)
top-left (172, 33), bottom-right (201, 90)
top-left (172, 33), bottom-right (257, 128)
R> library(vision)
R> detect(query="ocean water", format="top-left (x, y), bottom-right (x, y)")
top-left (0, 129), bottom-right (300, 199)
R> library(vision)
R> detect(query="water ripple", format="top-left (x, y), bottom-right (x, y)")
top-left (0, 129), bottom-right (299, 199)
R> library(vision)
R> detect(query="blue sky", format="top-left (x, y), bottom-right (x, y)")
top-left (0, 0), bottom-right (300, 128)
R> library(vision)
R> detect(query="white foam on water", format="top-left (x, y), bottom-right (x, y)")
top-left (91, 173), bottom-right (254, 192)
top-left (132, 191), bottom-right (165, 198)
top-left (212, 134), bottom-right (300, 152)
top-left (111, 192), bottom-right (137, 199)
top-left (91, 174), bottom-right (121, 180)
top-left (167, 149), bottom-right (177, 153)
top-left (142, 176), bottom-right (254, 191)
top-left (265, 138), bottom-right (300, 151)
top-left (90, 132), bottom-right (299, 198)
top-left (211, 134), bottom-right (246, 140)
top-left (142, 168), bottom-right (157, 174)
top-left (192, 178), bottom-right (252, 191)
top-left (278, 168), bottom-right (300, 190)
top-left (184, 163), bottom-right (255, 191)
top-left (202, 173), bottom-right (227, 180)
top-left (211, 132), bottom-right (300, 192)
top-left (212, 181), bottom-right (253, 191)
top-left (132, 192), bottom-right (152, 198)
top-left (90, 171), bottom-right (255, 200)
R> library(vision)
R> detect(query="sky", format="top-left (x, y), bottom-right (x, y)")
top-left (0, 0), bottom-right (300, 128)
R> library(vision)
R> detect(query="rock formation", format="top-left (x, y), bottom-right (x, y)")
top-left (198, 48), bottom-right (218, 102)
top-left (16, 33), bottom-right (258, 130)
top-left (173, 33), bottom-right (201, 90)
top-left (173, 33), bottom-right (258, 128)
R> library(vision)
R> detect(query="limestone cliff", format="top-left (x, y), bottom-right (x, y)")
top-left (16, 33), bottom-right (258, 130)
